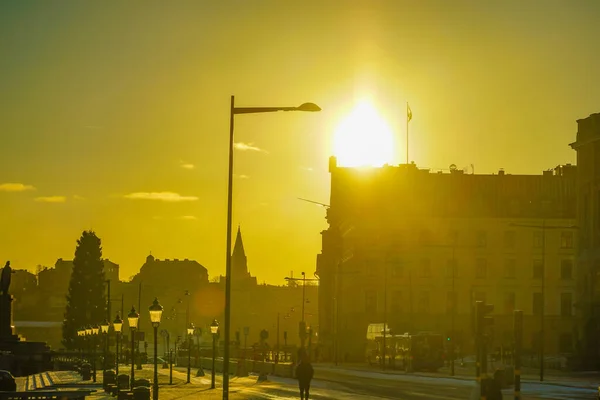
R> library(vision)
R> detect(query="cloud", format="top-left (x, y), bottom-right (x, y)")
top-left (0, 183), bottom-right (35, 192)
top-left (178, 215), bottom-right (197, 221)
top-left (234, 142), bottom-right (268, 153)
top-left (235, 174), bottom-right (250, 179)
top-left (179, 161), bottom-right (195, 170)
top-left (300, 166), bottom-right (314, 172)
top-left (124, 192), bottom-right (198, 202)
top-left (73, 195), bottom-right (85, 200)
top-left (35, 196), bottom-right (67, 203)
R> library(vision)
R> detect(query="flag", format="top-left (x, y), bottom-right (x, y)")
top-left (407, 103), bottom-right (412, 122)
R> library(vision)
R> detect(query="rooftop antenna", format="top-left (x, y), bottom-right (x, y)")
top-left (297, 198), bottom-right (330, 208)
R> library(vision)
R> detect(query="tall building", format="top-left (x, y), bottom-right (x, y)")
top-left (317, 156), bottom-right (577, 362)
top-left (569, 112), bottom-right (600, 367)
top-left (220, 226), bottom-right (257, 288)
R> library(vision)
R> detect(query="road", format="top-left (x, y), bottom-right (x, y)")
top-left (158, 364), bottom-right (597, 399)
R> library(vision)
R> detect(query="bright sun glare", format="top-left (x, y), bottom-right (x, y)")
top-left (333, 101), bottom-right (394, 167)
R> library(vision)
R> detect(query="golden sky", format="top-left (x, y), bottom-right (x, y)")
top-left (1, 0), bottom-right (598, 282)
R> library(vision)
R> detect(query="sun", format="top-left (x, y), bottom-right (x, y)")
top-left (332, 101), bottom-right (394, 167)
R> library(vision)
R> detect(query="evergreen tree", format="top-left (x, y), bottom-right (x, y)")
top-left (62, 231), bottom-right (106, 349)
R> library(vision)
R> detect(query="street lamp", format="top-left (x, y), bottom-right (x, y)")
top-left (222, 96), bottom-right (321, 398)
top-left (101, 319), bottom-right (110, 372)
top-left (186, 323), bottom-right (194, 383)
top-left (210, 319), bottom-right (219, 389)
top-left (149, 298), bottom-right (163, 400)
top-left (91, 325), bottom-right (99, 382)
top-left (113, 314), bottom-right (123, 386)
top-left (85, 326), bottom-right (92, 366)
top-left (77, 329), bottom-right (85, 360)
top-left (128, 306), bottom-right (139, 389)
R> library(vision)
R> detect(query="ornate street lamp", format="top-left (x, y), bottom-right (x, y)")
top-left (210, 319), bottom-right (219, 389)
top-left (91, 325), bottom-right (99, 382)
top-left (128, 306), bottom-right (139, 389)
top-left (77, 329), bottom-right (85, 360)
top-left (149, 298), bottom-right (163, 400)
top-left (186, 323), bottom-right (194, 383)
top-left (101, 319), bottom-right (110, 371)
top-left (113, 314), bottom-right (123, 387)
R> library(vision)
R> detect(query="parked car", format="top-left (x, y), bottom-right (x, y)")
top-left (0, 370), bottom-right (16, 391)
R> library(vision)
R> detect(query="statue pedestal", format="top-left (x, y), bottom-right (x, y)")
top-left (0, 294), bottom-right (17, 341)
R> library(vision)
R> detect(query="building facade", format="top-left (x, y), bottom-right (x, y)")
top-left (317, 156), bottom-right (577, 362)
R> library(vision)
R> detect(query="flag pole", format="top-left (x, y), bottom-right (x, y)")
top-left (406, 102), bottom-right (409, 164)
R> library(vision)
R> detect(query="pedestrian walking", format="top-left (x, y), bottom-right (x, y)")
top-left (295, 352), bottom-right (314, 400)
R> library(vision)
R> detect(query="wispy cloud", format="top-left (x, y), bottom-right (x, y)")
top-left (234, 142), bottom-right (268, 153)
top-left (124, 192), bottom-right (198, 202)
top-left (35, 196), bottom-right (67, 203)
top-left (300, 166), bottom-right (314, 172)
top-left (73, 195), bottom-right (85, 200)
top-left (0, 183), bottom-right (35, 192)
top-left (179, 161), bottom-right (195, 170)
top-left (235, 174), bottom-right (250, 179)
top-left (178, 215), bottom-right (197, 221)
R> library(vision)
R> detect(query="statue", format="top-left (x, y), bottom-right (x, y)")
top-left (0, 261), bottom-right (13, 296)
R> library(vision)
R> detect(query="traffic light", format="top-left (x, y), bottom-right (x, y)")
top-left (475, 301), bottom-right (494, 337)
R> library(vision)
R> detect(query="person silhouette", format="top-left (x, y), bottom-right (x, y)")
top-left (295, 351), bottom-right (314, 400)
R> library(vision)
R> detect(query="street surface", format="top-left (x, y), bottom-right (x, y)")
top-left (38, 363), bottom-right (599, 399)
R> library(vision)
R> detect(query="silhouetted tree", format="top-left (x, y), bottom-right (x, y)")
top-left (62, 231), bottom-right (106, 349)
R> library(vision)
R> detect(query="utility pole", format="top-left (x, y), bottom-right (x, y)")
top-left (284, 272), bottom-right (318, 349)
top-left (510, 221), bottom-right (577, 382)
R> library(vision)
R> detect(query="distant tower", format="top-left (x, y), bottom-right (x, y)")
top-left (231, 226), bottom-right (249, 281)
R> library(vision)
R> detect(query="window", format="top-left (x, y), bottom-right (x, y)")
top-left (447, 229), bottom-right (458, 246)
top-left (561, 260), bottom-right (573, 280)
top-left (504, 292), bottom-right (516, 314)
top-left (476, 231), bottom-right (487, 247)
top-left (446, 259), bottom-right (458, 278)
top-left (559, 333), bottom-right (573, 353)
top-left (509, 199), bottom-right (520, 215)
top-left (504, 259), bottom-right (516, 278)
top-left (560, 231), bottom-right (574, 249)
top-left (504, 231), bottom-right (516, 248)
top-left (447, 291), bottom-right (457, 313)
top-left (365, 290), bottom-right (377, 315)
top-left (475, 258), bottom-right (487, 279)
top-left (418, 291), bottom-right (430, 314)
top-left (391, 290), bottom-right (402, 313)
top-left (533, 260), bottom-right (543, 279)
top-left (420, 258), bottom-right (431, 277)
top-left (533, 231), bottom-right (544, 248)
top-left (474, 291), bottom-right (486, 303)
top-left (561, 293), bottom-right (573, 317)
top-left (532, 292), bottom-right (543, 315)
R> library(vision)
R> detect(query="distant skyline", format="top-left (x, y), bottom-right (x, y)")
top-left (1, 1), bottom-right (599, 282)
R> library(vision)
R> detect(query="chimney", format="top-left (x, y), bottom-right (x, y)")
top-left (498, 169), bottom-right (505, 176)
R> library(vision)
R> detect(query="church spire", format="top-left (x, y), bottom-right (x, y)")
top-left (232, 225), bottom-right (245, 258)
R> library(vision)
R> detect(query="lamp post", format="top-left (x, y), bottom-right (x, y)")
top-left (77, 329), bottom-right (85, 361)
top-left (113, 314), bottom-right (123, 387)
top-left (85, 325), bottom-right (92, 364)
top-left (101, 319), bottom-right (110, 372)
top-left (127, 306), bottom-right (139, 389)
top-left (210, 319), bottom-right (219, 389)
top-left (149, 298), bottom-right (163, 400)
top-left (186, 323), bottom-right (194, 383)
top-left (222, 97), bottom-right (321, 398)
top-left (91, 325), bottom-right (99, 382)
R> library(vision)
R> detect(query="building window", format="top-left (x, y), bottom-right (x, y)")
top-left (560, 231), bottom-right (574, 249)
top-left (474, 291), bottom-right (486, 303)
top-left (476, 231), bottom-right (487, 247)
top-left (365, 290), bottom-right (377, 315)
top-left (533, 231), bottom-right (544, 248)
top-left (504, 292), bottom-right (516, 314)
top-left (420, 258), bottom-right (431, 277)
top-left (447, 291), bottom-right (457, 313)
top-left (475, 258), bottom-right (487, 279)
top-left (561, 293), bottom-right (573, 317)
top-left (561, 260), bottom-right (573, 280)
top-left (504, 231), bottom-right (516, 248)
top-left (447, 229), bottom-right (458, 246)
top-left (446, 259), bottom-right (458, 278)
top-left (391, 290), bottom-right (402, 313)
top-left (504, 259), bottom-right (516, 278)
top-left (559, 333), bottom-right (573, 353)
top-left (533, 259), bottom-right (543, 279)
top-left (509, 199), bottom-right (520, 215)
top-left (532, 292), bottom-right (543, 315)
top-left (418, 291), bottom-right (430, 314)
